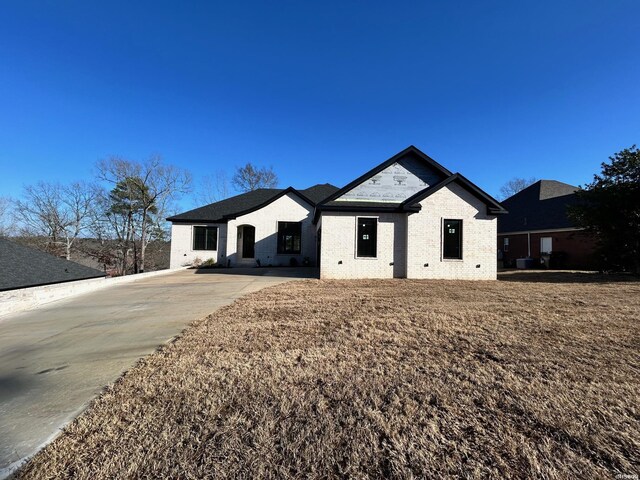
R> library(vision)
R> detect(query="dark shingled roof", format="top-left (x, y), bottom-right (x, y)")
top-left (167, 184), bottom-right (339, 223)
top-left (498, 180), bottom-right (581, 233)
top-left (300, 184), bottom-right (341, 204)
top-left (0, 238), bottom-right (105, 291)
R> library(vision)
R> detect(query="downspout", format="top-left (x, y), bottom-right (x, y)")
top-left (527, 232), bottom-right (531, 258)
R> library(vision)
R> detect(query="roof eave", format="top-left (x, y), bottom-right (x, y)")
top-left (402, 173), bottom-right (507, 215)
top-left (221, 187), bottom-right (315, 221)
top-left (168, 187), bottom-right (318, 224)
top-left (313, 203), bottom-right (420, 224)
top-left (167, 218), bottom-right (229, 224)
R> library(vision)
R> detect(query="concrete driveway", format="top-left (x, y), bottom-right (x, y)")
top-left (0, 268), bottom-right (312, 477)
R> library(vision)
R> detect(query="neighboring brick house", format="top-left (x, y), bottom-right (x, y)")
top-left (168, 146), bottom-right (507, 279)
top-left (497, 180), bottom-right (597, 269)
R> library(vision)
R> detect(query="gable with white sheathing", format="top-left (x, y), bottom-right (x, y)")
top-left (336, 157), bottom-right (443, 203)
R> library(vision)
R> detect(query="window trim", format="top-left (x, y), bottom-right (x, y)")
top-left (356, 216), bottom-right (378, 259)
top-left (442, 218), bottom-right (463, 261)
top-left (276, 221), bottom-right (302, 255)
top-left (503, 237), bottom-right (509, 252)
top-left (192, 225), bottom-right (219, 251)
top-left (540, 236), bottom-right (553, 254)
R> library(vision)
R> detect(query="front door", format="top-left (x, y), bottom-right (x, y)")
top-left (242, 226), bottom-right (255, 258)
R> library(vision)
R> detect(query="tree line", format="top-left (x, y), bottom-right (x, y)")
top-left (3, 147), bottom-right (637, 274)
top-left (1, 158), bottom-right (278, 275)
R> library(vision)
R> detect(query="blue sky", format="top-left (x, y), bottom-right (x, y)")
top-left (1, 1), bottom-right (639, 205)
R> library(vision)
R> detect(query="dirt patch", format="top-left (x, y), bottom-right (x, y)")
top-left (17, 274), bottom-right (640, 479)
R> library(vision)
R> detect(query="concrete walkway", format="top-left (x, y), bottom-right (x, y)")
top-left (0, 268), bottom-right (313, 477)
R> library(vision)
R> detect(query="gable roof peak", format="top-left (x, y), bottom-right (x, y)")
top-left (167, 184), bottom-right (339, 223)
top-left (402, 172), bottom-right (507, 214)
top-left (317, 146), bottom-right (452, 206)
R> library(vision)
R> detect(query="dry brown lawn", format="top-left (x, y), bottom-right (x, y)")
top-left (18, 272), bottom-right (640, 479)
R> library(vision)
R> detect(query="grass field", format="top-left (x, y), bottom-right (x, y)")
top-left (18, 272), bottom-right (639, 479)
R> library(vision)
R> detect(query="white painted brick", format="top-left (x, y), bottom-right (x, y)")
top-left (319, 183), bottom-right (497, 280)
top-left (169, 223), bottom-right (227, 268)
top-left (169, 193), bottom-right (316, 268)
top-left (406, 183), bottom-right (497, 280)
top-left (227, 193), bottom-right (316, 266)
top-left (319, 212), bottom-right (407, 279)
top-left (171, 185), bottom-right (498, 280)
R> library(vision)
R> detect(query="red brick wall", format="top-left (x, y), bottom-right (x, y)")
top-left (498, 230), bottom-right (597, 270)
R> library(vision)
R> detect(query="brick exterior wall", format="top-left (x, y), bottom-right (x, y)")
top-left (319, 212), bottom-right (407, 279)
top-left (406, 183), bottom-right (497, 280)
top-left (170, 193), bottom-right (317, 269)
top-left (497, 230), bottom-right (597, 269)
top-left (319, 183), bottom-right (498, 280)
top-left (169, 223), bottom-right (227, 268)
top-left (226, 193), bottom-right (316, 267)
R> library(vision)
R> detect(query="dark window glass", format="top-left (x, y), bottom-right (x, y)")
top-left (357, 218), bottom-right (377, 257)
top-left (193, 226), bottom-right (218, 250)
top-left (443, 219), bottom-right (462, 259)
top-left (277, 222), bottom-right (302, 254)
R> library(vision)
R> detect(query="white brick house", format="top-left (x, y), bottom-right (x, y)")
top-left (168, 186), bottom-right (334, 268)
top-left (168, 146), bottom-right (507, 279)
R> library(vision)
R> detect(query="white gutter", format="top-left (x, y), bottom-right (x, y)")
top-left (497, 227), bottom-right (583, 236)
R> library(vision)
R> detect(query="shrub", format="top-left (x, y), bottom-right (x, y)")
top-left (200, 258), bottom-right (217, 268)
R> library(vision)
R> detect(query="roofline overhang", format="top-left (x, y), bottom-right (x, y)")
top-left (167, 218), bottom-right (229, 224)
top-left (167, 187), bottom-right (317, 224)
top-left (497, 227), bottom-right (584, 235)
top-left (402, 173), bottom-right (508, 215)
top-left (221, 187), bottom-right (316, 221)
top-left (313, 203), bottom-right (420, 224)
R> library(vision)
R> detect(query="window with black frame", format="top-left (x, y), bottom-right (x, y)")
top-left (443, 219), bottom-right (462, 259)
top-left (357, 217), bottom-right (377, 258)
top-left (193, 226), bottom-right (218, 250)
top-left (277, 222), bottom-right (302, 254)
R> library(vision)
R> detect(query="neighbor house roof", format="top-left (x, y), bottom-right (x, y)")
top-left (497, 180), bottom-right (581, 233)
top-left (0, 238), bottom-right (105, 291)
top-left (167, 184), bottom-right (339, 223)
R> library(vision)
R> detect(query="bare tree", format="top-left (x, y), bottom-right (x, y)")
top-left (232, 163), bottom-right (278, 192)
top-left (196, 170), bottom-right (230, 205)
top-left (84, 188), bottom-right (124, 274)
top-left (13, 181), bottom-right (97, 259)
top-left (498, 177), bottom-right (538, 200)
top-left (0, 196), bottom-right (14, 237)
top-left (96, 155), bottom-right (192, 273)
